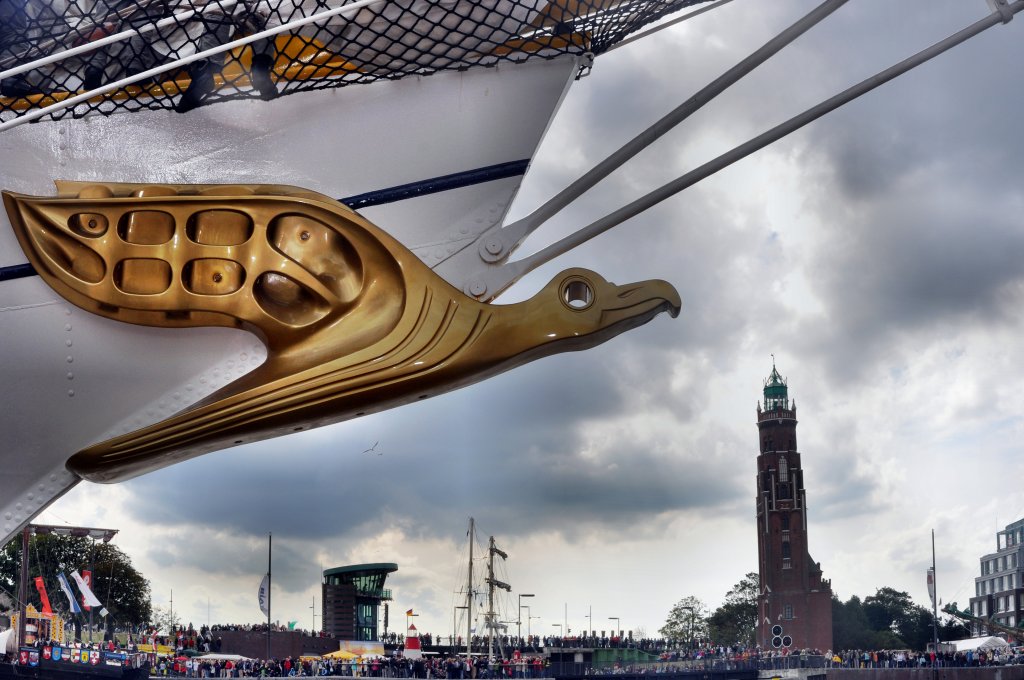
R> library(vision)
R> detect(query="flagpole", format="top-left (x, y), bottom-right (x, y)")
top-left (267, 533), bottom-right (272, 661)
top-left (932, 529), bottom-right (939, 660)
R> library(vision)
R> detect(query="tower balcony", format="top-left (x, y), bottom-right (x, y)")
top-left (758, 406), bottom-right (796, 422)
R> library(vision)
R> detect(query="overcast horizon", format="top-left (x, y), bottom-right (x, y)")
top-left (36, 0), bottom-right (1024, 643)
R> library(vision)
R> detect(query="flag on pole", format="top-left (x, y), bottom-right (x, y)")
top-left (927, 567), bottom-right (935, 608)
top-left (81, 570), bottom-right (93, 611)
top-left (406, 609), bottom-right (414, 616)
top-left (33, 577), bottom-right (52, 614)
top-left (258, 574), bottom-right (270, 617)
top-left (57, 573), bottom-right (82, 614)
top-left (99, 608), bottom-right (109, 618)
top-left (71, 570), bottom-right (102, 609)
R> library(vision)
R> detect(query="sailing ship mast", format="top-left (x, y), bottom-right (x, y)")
top-left (486, 536), bottom-right (510, 660)
top-left (465, 517), bottom-right (473, 661)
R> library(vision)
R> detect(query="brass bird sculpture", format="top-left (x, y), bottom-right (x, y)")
top-left (4, 182), bottom-right (681, 483)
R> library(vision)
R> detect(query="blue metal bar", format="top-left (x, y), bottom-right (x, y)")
top-left (0, 262), bottom-right (35, 281)
top-left (340, 159), bottom-right (530, 209)
top-left (0, 158), bottom-right (531, 283)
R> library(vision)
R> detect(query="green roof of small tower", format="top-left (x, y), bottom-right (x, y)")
top-left (763, 358), bottom-right (789, 410)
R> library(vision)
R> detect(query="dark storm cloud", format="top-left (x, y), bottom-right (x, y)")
top-left (120, 323), bottom-right (746, 563)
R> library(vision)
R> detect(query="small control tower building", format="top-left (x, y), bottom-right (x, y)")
top-left (322, 563), bottom-right (397, 640)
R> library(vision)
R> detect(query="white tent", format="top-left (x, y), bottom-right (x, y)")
top-left (193, 653), bottom-right (253, 662)
top-left (951, 636), bottom-right (1010, 653)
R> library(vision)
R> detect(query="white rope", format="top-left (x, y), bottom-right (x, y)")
top-left (606, 0), bottom-right (736, 53)
top-left (0, 0), bottom-right (242, 81)
top-left (0, 0), bottom-right (384, 132)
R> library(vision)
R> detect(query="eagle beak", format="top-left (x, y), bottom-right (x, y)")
top-left (596, 277), bottom-right (682, 329)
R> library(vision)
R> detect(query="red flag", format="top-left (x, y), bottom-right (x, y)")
top-left (34, 577), bottom-right (52, 614)
top-left (81, 570), bottom-right (92, 611)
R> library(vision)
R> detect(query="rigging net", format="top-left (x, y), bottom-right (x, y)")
top-left (0, 0), bottom-right (712, 122)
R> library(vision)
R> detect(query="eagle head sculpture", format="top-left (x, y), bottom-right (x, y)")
top-left (4, 182), bottom-right (680, 483)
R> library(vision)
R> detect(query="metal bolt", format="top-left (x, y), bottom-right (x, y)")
top-left (213, 273), bottom-right (223, 283)
top-left (485, 239), bottom-right (503, 256)
top-left (300, 231), bottom-right (310, 241)
top-left (469, 281), bottom-right (487, 297)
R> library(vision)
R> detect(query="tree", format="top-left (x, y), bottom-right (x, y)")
top-left (707, 573), bottom-right (758, 648)
top-left (150, 605), bottom-right (180, 633)
top-left (0, 533), bottom-right (152, 635)
top-left (833, 587), bottom-right (942, 651)
top-left (832, 595), bottom-right (875, 650)
top-left (938, 614), bottom-right (970, 641)
top-left (659, 596), bottom-right (709, 646)
top-left (863, 586), bottom-right (935, 649)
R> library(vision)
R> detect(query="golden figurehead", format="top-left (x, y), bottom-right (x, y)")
top-left (3, 182), bottom-right (680, 483)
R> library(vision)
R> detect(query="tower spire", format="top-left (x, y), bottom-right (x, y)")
top-left (763, 360), bottom-right (788, 411)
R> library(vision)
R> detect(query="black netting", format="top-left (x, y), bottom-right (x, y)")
top-left (0, 0), bottom-right (710, 121)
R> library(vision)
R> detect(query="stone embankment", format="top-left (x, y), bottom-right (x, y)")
top-left (761, 668), bottom-right (1024, 680)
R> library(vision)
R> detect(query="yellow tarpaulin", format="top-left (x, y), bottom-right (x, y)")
top-left (323, 649), bottom-right (359, 660)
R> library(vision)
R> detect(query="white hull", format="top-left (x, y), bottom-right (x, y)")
top-left (0, 55), bottom-right (580, 543)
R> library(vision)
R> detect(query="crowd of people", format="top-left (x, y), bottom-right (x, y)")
top-left (7, 625), bottom-right (1024, 675)
top-left (149, 653), bottom-right (550, 678)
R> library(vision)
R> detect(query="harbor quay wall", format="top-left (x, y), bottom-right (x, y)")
top-left (216, 630), bottom-right (340, 659)
top-left (761, 668), bottom-right (1024, 680)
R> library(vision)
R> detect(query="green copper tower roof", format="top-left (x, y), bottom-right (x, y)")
top-left (763, 359), bottom-right (789, 411)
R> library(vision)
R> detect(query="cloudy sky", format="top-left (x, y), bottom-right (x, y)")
top-left (36, 0), bottom-right (1024, 642)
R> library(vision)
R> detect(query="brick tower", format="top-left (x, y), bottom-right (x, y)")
top-left (755, 362), bottom-right (833, 652)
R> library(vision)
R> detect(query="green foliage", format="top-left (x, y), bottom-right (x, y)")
top-left (0, 533), bottom-right (152, 628)
top-left (150, 604), bottom-right (180, 633)
top-left (707, 572), bottom-right (758, 647)
top-left (659, 595), bottom-right (709, 644)
top-left (833, 587), bottom-right (944, 651)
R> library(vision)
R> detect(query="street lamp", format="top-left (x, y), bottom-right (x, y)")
top-left (608, 617), bottom-right (620, 639)
top-left (518, 594), bottom-right (534, 643)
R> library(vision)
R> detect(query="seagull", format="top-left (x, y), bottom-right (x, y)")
top-left (363, 441), bottom-right (379, 455)
top-left (9, 182), bottom-right (680, 483)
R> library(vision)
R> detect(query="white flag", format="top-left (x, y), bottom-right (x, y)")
top-left (70, 570), bottom-right (103, 608)
top-left (258, 574), bottom-right (270, 617)
top-left (99, 608), bottom-right (109, 618)
top-left (927, 567), bottom-right (936, 608)
top-left (56, 572), bottom-right (82, 614)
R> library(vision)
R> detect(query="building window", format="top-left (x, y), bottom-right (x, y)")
top-left (781, 515), bottom-right (790, 532)
top-left (779, 457), bottom-right (789, 483)
top-left (783, 605), bottom-right (794, 620)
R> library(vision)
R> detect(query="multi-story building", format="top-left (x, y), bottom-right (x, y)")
top-left (968, 518), bottom-right (1024, 640)
top-left (755, 363), bottom-right (833, 651)
top-left (322, 563), bottom-right (396, 641)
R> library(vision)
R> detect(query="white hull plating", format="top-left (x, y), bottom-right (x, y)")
top-left (0, 55), bottom-right (580, 543)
